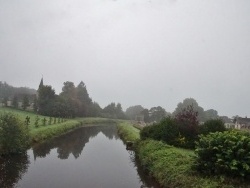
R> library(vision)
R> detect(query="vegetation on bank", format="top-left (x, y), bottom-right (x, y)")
top-left (117, 120), bottom-right (250, 188)
top-left (0, 113), bottom-right (30, 155)
top-left (0, 107), bottom-right (118, 155)
top-left (117, 121), bottom-right (140, 142)
top-left (136, 139), bottom-right (250, 188)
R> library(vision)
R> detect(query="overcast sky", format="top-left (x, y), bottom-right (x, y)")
top-left (0, 0), bottom-right (250, 117)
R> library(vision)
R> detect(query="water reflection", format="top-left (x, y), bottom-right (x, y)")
top-left (1, 125), bottom-right (160, 188)
top-left (0, 153), bottom-right (29, 188)
top-left (32, 125), bottom-right (118, 160)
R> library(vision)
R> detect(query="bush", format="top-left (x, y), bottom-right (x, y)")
top-left (140, 117), bottom-right (179, 146)
top-left (175, 105), bottom-right (199, 148)
top-left (0, 113), bottom-right (30, 155)
top-left (141, 113), bottom-right (200, 149)
top-left (194, 130), bottom-right (250, 178)
top-left (199, 119), bottom-right (226, 135)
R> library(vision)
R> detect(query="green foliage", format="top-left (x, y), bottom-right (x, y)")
top-left (34, 116), bottom-right (40, 127)
top-left (199, 119), bottom-right (226, 135)
top-left (42, 118), bottom-right (47, 126)
top-left (117, 121), bottom-right (140, 142)
top-left (0, 113), bottom-right (30, 155)
top-left (12, 95), bottom-right (18, 108)
top-left (136, 140), bottom-right (233, 188)
top-left (141, 112), bottom-right (199, 149)
top-left (30, 121), bottom-right (81, 143)
top-left (194, 130), bottom-right (250, 178)
top-left (149, 106), bottom-right (167, 123)
top-left (102, 102), bottom-right (127, 119)
top-left (49, 117), bottom-right (52, 125)
top-left (2, 96), bottom-right (8, 107)
top-left (21, 95), bottom-right (29, 110)
top-left (25, 116), bottom-right (30, 126)
top-left (125, 105), bottom-right (144, 120)
top-left (141, 117), bottom-right (179, 145)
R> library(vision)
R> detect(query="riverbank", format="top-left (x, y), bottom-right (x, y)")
top-left (117, 122), bottom-right (250, 188)
top-left (0, 107), bottom-right (117, 149)
top-left (31, 117), bottom-right (116, 144)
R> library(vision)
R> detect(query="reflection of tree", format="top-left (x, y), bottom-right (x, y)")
top-left (0, 153), bottom-right (30, 188)
top-left (32, 125), bottom-right (118, 160)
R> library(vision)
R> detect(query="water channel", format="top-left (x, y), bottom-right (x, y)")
top-left (0, 125), bottom-right (160, 188)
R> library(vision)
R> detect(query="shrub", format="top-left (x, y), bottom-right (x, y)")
top-left (0, 113), bottom-right (30, 155)
top-left (194, 130), bottom-right (250, 178)
top-left (199, 119), bottom-right (226, 135)
top-left (140, 117), bottom-right (179, 146)
top-left (175, 105), bottom-right (199, 148)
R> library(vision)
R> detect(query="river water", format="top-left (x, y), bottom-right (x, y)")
top-left (0, 125), bottom-right (160, 188)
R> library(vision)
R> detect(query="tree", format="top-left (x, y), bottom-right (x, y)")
top-left (102, 102), bottom-right (126, 119)
top-left (12, 95), bottom-right (18, 108)
top-left (37, 85), bottom-right (56, 115)
top-left (149, 106), bottom-right (167, 123)
top-left (76, 81), bottom-right (92, 117)
top-left (2, 97), bottom-right (8, 107)
top-left (21, 95), bottom-right (29, 110)
top-left (116, 103), bottom-right (127, 119)
top-left (204, 109), bottom-right (218, 120)
top-left (140, 109), bottom-right (150, 123)
top-left (89, 102), bottom-right (102, 117)
top-left (173, 98), bottom-right (205, 122)
top-left (125, 105), bottom-right (144, 120)
top-left (174, 105), bottom-right (199, 148)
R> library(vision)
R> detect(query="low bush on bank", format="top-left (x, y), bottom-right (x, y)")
top-left (140, 115), bottom-right (226, 149)
top-left (199, 119), bottom-right (226, 135)
top-left (195, 130), bottom-right (250, 179)
top-left (0, 113), bottom-right (30, 155)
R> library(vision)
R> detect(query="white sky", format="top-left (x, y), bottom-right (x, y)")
top-left (0, 0), bottom-right (250, 117)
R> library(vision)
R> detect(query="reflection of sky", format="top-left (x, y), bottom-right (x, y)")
top-left (15, 128), bottom-right (150, 188)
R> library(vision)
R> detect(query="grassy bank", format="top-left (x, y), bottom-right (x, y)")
top-left (117, 121), bottom-right (140, 142)
top-left (0, 107), bottom-right (116, 145)
top-left (117, 121), bottom-right (250, 188)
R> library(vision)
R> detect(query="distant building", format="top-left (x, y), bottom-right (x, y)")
top-left (234, 117), bottom-right (250, 130)
top-left (220, 116), bottom-right (234, 129)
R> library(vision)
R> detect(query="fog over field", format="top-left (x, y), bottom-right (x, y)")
top-left (0, 0), bottom-right (249, 117)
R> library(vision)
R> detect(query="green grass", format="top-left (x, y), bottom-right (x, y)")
top-left (116, 120), bottom-right (250, 188)
top-left (117, 121), bottom-right (140, 142)
top-left (0, 107), bottom-right (117, 144)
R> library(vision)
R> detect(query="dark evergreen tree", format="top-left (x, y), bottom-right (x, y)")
top-left (21, 95), bottom-right (29, 110)
top-left (12, 95), bottom-right (18, 108)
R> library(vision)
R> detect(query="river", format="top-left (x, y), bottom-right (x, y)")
top-left (0, 125), bottom-right (160, 188)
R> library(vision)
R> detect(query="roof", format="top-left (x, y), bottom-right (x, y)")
top-left (236, 117), bottom-right (250, 125)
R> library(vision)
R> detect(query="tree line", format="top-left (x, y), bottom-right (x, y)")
top-left (1, 80), bottom-right (220, 122)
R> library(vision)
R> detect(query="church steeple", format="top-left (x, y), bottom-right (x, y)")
top-left (39, 77), bottom-right (43, 90)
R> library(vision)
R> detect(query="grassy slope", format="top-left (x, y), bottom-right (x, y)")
top-left (0, 107), bottom-right (116, 144)
top-left (117, 121), bottom-right (249, 188)
top-left (117, 121), bottom-right (140, 141)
